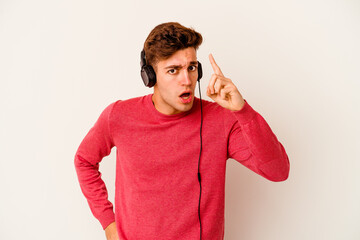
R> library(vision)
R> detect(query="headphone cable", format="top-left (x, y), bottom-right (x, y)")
top-left (197, 81), bottom-right (203, 240)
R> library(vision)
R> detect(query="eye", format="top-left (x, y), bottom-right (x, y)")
top-left (168, 69), bottom-right (177, 74)
top-left (189, 65), bottom-right (197, 71)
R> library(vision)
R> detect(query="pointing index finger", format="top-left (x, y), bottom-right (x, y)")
top-left (209, 53), bottom-right (224, 77)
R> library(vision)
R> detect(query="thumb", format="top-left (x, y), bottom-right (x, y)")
top-left (206, 87), bottom-right (217, 100)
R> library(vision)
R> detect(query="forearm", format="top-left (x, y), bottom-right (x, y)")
top-left (228, 100), bottom-right (290, 181)
top-left (239, 114), bottom-right (290, 181)
top-left (74, 101), bottom-right (117, 228)
top-left (74, 154), bottom-right (115, 229)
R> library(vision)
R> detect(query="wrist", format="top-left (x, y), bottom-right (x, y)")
top-left (231, 99), bottom-right (246, 112)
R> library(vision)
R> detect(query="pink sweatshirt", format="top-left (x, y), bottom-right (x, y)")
top-left (74, 94), bottom-right (289, 239)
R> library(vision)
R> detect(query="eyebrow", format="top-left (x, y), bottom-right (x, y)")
top-left (164, 61), bottom-right (198, 69)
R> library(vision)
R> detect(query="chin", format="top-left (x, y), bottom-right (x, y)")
top-left (176, 102), bottom-right (194, 113)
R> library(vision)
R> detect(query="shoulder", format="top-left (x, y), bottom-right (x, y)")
top-left (103, 94), bottom-right (149, 119)
top-left (109, 94), bottom-right (148, 110)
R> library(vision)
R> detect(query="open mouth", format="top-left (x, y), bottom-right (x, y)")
top-left (179, 91), bottom-right (192, 104)
top-left (180, 92), bottom-right (191, 99)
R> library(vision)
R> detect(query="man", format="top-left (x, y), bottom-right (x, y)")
top-left (74, 22), bottom-right (290, 240)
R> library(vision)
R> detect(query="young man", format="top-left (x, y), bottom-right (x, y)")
top-left (74, 22), bottom-right (290, 240)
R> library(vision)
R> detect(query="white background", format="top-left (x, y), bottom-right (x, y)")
top-left (1, 0), bottom-right (359, 239)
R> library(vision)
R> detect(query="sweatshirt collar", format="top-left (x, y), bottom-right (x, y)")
top-left (145, 94), bottom-right (198, 121)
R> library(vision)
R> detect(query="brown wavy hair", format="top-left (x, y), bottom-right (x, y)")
top-left (143, 22), bottom-right (203, 70)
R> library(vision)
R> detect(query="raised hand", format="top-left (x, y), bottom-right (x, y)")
top-left (206, 54), bottom-right (245, 111)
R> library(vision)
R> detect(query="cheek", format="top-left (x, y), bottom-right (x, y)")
top-left (158, 79), bottom-right (177, 98)
top-left (162, 78), bottom-right (177, 90)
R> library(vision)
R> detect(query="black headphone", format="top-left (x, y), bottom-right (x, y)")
top-left (140, 49), bottom-right (204, 240)
top-left (140, 49), bottom-right (203, 87)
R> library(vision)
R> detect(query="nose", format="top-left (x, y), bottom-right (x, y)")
top-left (180, 70), bottom-right (192, 86)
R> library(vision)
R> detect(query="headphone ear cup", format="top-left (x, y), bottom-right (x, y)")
top-left (140, 49), bottom-right (157, 88)
top-left (141, 65), bottom-right (157, 88)
top-left (197, 61), bottom-right (203, 82)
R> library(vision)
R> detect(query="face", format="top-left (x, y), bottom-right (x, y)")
top-left (152, 47), bottom-right (199, 115)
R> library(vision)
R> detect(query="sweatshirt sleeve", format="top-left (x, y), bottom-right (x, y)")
top-left (74, 102), bottom-right (116, 230)
top-left (227, 99), bottom-right (290, 182)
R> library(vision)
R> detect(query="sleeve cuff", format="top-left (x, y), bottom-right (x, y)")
top-left (99, 209), bottom-right (116, 230)
top-left (230, 99), bottom-right (257, 125)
